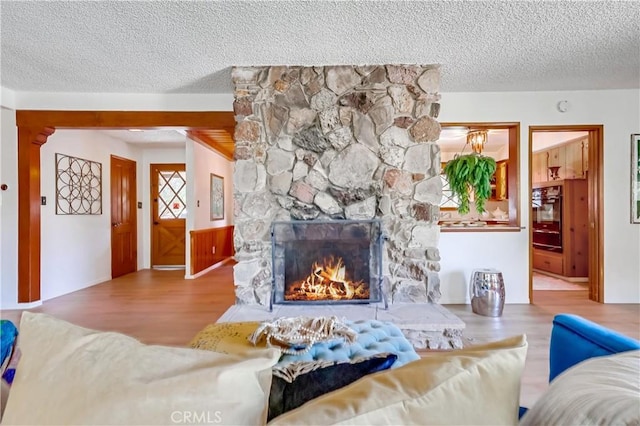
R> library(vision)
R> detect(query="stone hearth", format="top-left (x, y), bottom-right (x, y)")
top-left (217, 303), bottom-right (464, 350)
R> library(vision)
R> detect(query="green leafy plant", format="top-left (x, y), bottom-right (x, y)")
top-left (443, 154), bottom-right (497, 215)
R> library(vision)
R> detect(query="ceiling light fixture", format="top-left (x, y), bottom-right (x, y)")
top-left (467, 129), bottom-right (488, 154)
top-left (128, 129), bottom-right (143, 132)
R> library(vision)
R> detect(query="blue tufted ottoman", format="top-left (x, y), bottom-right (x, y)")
top-left (276, 319), bottom-right (419, 369)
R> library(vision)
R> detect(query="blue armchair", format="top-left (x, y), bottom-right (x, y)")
top-left (549, 313), bottom-right (640, 381)
top-left (520, 313), bottom-right (640, 419)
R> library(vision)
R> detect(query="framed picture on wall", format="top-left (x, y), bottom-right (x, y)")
top-left (210, 174), bottom-right (224, 220)
top-left (632, 134), bottom-right (640, 224)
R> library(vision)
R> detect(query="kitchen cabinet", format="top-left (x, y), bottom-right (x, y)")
top-left (532, 179), bottom-right (588, 278)
top-left (532, 152), bottom-right (548, 183)
top-left (533, 250), bottom-right (563, 275)
top-left (547, 146), bottom-right (566, 180)
top-left (548, 146), bottom-right (565, 169)
top-left (533, 138), bottom-right (588, 181)
top-left (563, 138), bottom-right (588, 179)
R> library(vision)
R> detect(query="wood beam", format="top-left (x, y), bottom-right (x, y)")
top-left (16, 110), bottom-right (236, 129)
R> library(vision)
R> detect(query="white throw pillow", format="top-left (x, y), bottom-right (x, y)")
top-left (520, 350), bottom-right (640, 426)
top-left (1, 312), bottom-right (281, 425)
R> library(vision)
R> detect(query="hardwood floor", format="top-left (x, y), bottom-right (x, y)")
top-left (2, 265), bottom-right (638, 408)
top-left (0, 267), bottom-right (236, 347)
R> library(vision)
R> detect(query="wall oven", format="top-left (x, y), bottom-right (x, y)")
top-left (532, 185), bottom-right (562, 252)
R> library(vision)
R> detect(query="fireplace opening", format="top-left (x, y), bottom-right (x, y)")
top-left (285, 252), bottom-right (369, 302)
top-left (271, 220), bottom-right (384, 309)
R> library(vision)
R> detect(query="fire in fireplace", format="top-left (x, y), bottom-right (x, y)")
top-left (285, 256), bottom-right (369, 301)
top-left (271, 220), bottom-right (384, 309)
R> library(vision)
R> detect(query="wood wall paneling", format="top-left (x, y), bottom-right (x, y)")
top-left (190, 226), bottom-right (234, 275)
top-left (187, 129), bottom-right (235, 161)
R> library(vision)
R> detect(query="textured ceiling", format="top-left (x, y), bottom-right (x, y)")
top-left (97, 129), bottom-right (187, 148)
top-left (1, 1), bottom-right (638, 94)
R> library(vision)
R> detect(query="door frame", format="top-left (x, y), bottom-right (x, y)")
top-left (15, 110), bottom-right (235, 302)
top-left (528, 125), bottom-right (604, 303)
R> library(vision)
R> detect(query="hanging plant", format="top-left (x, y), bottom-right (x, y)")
top-left (443, 153), bottom-right (497, 215)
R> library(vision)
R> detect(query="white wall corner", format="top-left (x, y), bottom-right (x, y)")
top-left (0, 87), bottom-right (17, 109)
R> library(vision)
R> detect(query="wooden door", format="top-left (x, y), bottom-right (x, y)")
top-left (111, 156), bottom-right (137, 278)
top-left (151, 164), bottom-right (187, 267)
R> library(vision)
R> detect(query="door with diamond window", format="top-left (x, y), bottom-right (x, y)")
top-left (151, 164), bottom-right (186, 267)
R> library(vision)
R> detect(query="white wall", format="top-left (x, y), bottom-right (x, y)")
top-left (438, 89), bottom-right (640, 304)
top-left (184, 139), bottom-right (234, 278)
top-left (0, 107), bottom-right (19, 308)
top-left (140, 147), bottom-right (187, 269)
top-left (39, 130), bottom-right (143, 301)
top-left (192, 141), bottom-right (234, 229)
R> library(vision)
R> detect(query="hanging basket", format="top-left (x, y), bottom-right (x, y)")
top-left (443, 154), bottom-right (496, 215)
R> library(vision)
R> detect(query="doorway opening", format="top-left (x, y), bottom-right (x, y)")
top-left (528, 126), bottom-right (604, 303)
top-left (16, 110), bottom-right (235, 303)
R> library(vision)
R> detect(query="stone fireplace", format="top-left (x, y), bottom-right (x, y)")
top-left (227, 64), bottom-right (464, 348)
top-left (271, 219), bottom-right (384, 308)
top-left (232, 64), bottom-right (443, 308)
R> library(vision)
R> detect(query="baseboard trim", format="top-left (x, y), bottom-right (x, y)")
top-left (185, 257), bottom-right (233, 279)
top-left (0, 300), bottom-right (43, 310)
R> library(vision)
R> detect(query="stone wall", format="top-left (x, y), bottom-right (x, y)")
top-left (232, 65), bottom-right (442, 306)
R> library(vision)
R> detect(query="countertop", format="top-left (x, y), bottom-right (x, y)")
top-left (439, 220), bottom-right (523, 232)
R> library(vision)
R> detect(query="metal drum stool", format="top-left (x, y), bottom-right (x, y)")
top-left (470, 269), bottom-right (505, 317)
